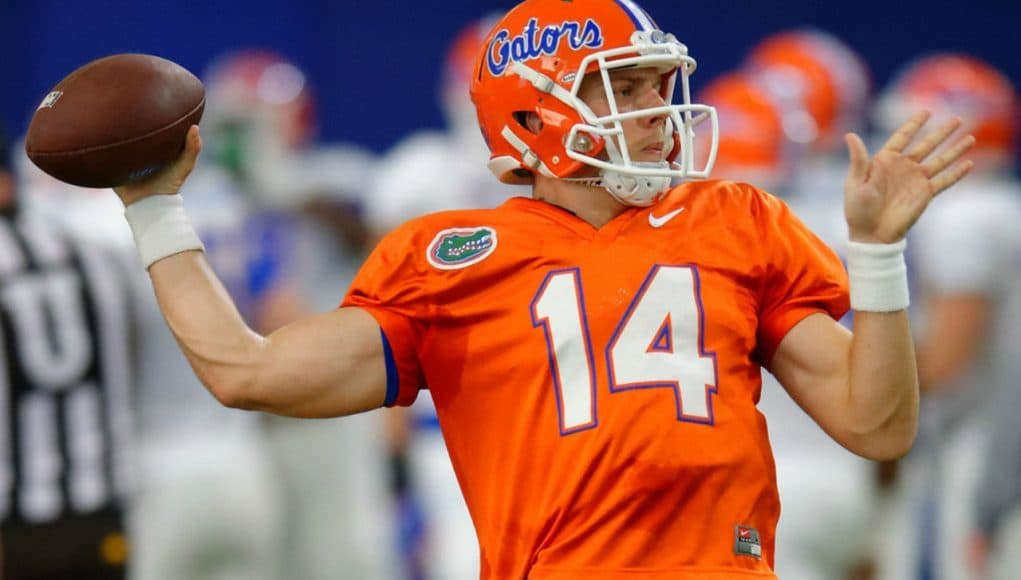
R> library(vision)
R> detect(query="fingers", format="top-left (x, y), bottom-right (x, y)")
top-left (929, 159), bottom-right (974, 196)
top-left (906, 117), bottom-right (962, 162)
top-left (845, 133), bottom-right (870, 182)
top-left (112, 125), bottom-right (202, 204)
top-left (923, 134), bottom-right (975, 177)
top-left (881, 110), bottom-right (931, 153)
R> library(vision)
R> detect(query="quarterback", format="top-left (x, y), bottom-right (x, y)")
top-left (111, 1), bottom-right (972, 578)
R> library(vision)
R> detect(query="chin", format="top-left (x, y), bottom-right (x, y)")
top-left (633, 155), bottom-right (665, 164)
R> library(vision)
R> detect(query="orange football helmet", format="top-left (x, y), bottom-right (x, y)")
top-left (745, 29), bottom-right (870, 153)
top-left (696, 72), bottom-right (802, 193)
top-left (874, 54), bottom-right (1018, 171)
top-left (470, 0), bottom-right (718, 206)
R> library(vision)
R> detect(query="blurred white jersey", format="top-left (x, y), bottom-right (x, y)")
top-left (878, 175), bottom-right (1021, 580)
top-left (756, 158), bottom-right (874, 580)
top-left (366, 131), bottom-right (525, 232)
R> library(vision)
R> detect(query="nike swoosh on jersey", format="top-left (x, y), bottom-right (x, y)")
top-left (648, 207), bottom-right (686, 228)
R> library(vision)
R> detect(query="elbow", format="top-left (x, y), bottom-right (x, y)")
top-left (846, 377), bottom-right (920, 461)
top-left (208, 378), bottom-right (253, 410)
top-left (186, 338), bottom-right (269, 411)
top-left (858, 430), bottom-right (917, 461)
top-left (848, 417), bottom-right (919, 461)
top-left (200, 367), bottom-right (261, 411)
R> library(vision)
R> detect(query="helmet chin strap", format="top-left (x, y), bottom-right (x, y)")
top-left (600, 163), bottom-right (673, 206)
top-left (564, 162), bottom-right (672, 207)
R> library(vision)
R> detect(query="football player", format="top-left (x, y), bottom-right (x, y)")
top-left (109, 1), bottom-right (973, 577)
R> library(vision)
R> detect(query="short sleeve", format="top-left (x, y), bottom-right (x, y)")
top-left (342, 223), bottom-right (429, 407)
top-left (752, 188), bottom-right (850, 363)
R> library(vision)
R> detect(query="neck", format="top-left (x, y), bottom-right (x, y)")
top-left (532, 174), bottom-right (628, 228)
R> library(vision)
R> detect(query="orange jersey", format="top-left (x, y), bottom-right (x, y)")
top-left (343, 180), bottom-right (849, 579)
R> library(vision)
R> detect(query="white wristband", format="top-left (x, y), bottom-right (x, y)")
top-left (124, 194), bottom-right (205, 269)
top-left (846, 239), bottom-right (909, 312)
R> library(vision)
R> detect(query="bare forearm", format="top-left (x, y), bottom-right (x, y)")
top-left (847, 310), bottom-right (919, 456)
top-left (113, 128), bottom-right (387, 418)
top-left (148, 250), bottom-right (266, 406)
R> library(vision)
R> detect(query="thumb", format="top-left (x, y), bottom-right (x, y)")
top-left (844, 132), bottom-right (869, 184)
top-left (170, 125), bottom-right (202, 181)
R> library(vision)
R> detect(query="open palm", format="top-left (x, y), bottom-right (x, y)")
top-left (844, 111), bottom-right (975, 244)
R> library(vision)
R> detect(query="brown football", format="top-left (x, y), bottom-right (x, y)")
top-left (25, 53), bottom-right (204, 188)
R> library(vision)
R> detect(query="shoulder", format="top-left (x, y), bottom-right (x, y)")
top-left (665, 179), bottom-right (790, 223)
top-left (374, 206), bottom-right (505, 256)
top-left (350, 205), bottom-right (518, 310)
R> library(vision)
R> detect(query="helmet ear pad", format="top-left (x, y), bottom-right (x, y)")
top-left (514, 101), bottom-right (608, 179)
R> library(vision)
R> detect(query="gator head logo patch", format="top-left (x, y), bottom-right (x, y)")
top-left (427, 227), bottom-right (498, 270)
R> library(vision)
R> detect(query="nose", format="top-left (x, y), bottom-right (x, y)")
top-left (639, 87), bottom-right (668, 127)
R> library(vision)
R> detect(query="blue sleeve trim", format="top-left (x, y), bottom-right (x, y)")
top-left (379, 328), bottom-right (400, 406)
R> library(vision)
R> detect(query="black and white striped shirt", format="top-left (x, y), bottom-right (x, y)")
top-left (0, 213), bottom-right (135, 526)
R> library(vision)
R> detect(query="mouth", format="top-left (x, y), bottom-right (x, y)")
top-left (636, 142), bottom-right (665, 160)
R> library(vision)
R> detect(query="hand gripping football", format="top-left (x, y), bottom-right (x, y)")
top-left (25, 53), bottom-right (205, 188)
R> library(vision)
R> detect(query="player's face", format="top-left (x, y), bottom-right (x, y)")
top-left (578, 67), bottom-right (670, 163)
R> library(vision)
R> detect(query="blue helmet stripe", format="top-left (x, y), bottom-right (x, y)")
top-left (613, 0), bottom-right (657, 31)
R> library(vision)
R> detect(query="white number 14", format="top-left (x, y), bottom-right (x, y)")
top-left (530, 265), bottom-right (718, 435)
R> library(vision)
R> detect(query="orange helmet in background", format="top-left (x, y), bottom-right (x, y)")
top-left (442, 14), bottom-right (501, 142)
top-left (745, 28), bottom-right (870, 153)
top-left (204, 50), bottom-right (317, 156)
top-left (202, 50), bottom-right (322, 205)
top-left (695, 72), bottom-right (802, 193)
top-left (470, 0), bottom-right (718, 207)
top-left (874, 53), bottom-right (1018, 172)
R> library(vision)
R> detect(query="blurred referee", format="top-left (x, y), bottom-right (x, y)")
top-left (0, 123), bottom-right (137, 579)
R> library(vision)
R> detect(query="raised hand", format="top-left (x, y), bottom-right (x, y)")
top-left (114, 125), bottom-right (202, 207)
top-left (843, 111), bottom-right (975, 243)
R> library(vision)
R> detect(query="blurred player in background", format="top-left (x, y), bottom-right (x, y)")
top-left (695, 29), bottom-right (877, 579)
top-left (201, 49), bottom-right (397, 580)
top-left (971, 328), bottom-right (1021, 580)
top-left (0, 123), bottom-right (136, 579)
top-left (365, 15), bottom-right (523, 580)
top-left (744, 28), bottom-right (873, 203)
top-left (869, 53), bottom-right (1021, 580)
